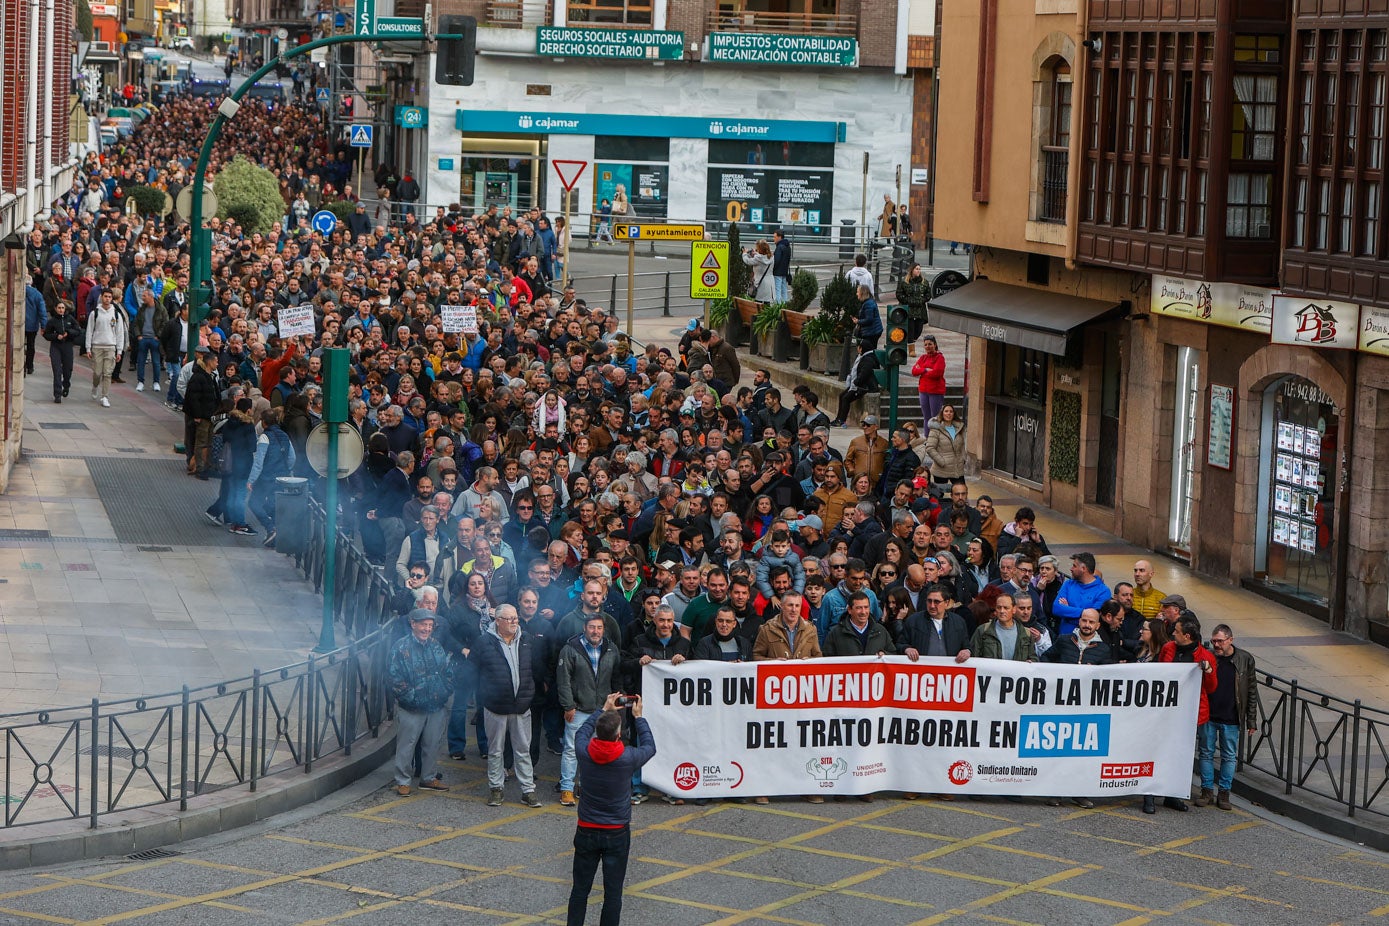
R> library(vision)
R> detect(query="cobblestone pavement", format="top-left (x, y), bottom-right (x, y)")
top-left (0, 752), bottom-right (1386, 925)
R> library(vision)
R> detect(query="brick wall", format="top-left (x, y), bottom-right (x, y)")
top-left (34, 0), bottom-right (46, 177)
top-left (52, 0), bottom-right (70, 167)
top-left (857, 0), bottom-right (897, 68)
top-left (668, 0), bottom-right (705, 50)
top-left (2, 0), bottom-right (31, 194)
top-left (430, 0), bottom-right (494, 28)
top-left (908, 49), bottom-right (933, 246)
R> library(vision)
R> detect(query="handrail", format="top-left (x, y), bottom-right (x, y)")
top-left (705, 9), bottom-right (857, 36)
top-left (0, 499), bottom-right (394, 831)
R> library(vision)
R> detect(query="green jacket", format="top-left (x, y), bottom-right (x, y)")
top-left (969, 619), bottom-right (1038, 662)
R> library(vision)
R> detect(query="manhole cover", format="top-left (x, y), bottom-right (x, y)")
top-left (136, 546), bottom-right (174, 553)
top-left (37, 423), bottom-right (89, 430)
top-left (126, 848), bottom-right (181, 861)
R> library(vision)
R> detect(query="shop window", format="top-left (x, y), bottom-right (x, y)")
top-left (593, 137), bottom-right (670, 221)
top-left (706, 140), bottom-right (835, 237)
top-left (988, 346), bottom-right (1049, 485)
top-left (567, 0), bottom-right (652, 26)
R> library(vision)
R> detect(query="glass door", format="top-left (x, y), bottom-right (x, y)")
top-left (1168, 346), bottom-right (1200, 557)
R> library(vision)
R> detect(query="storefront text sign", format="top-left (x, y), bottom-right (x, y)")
top-left (1150, 274), bottom-right (1273, 333)
top-left (536, 27), bottom-right (684, 61)
top-left (1358, 305), bottom-right (1389, 356)
top-left (706, 33), bottom-right (857, 67)
top-left (456, 109), bottom-right (845, 144)
top-left (1271, 295), bottom-right (1360, 350)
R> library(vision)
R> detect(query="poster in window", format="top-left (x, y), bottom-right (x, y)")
top-left (595, 163), bottom-right (668, 219)
top-left (1304, 426), bottom-right (1321, 458)
top-left (1276, 453), bottom-right (1292, 483)
top-left (1274, 485), bottom-right (1291, 514)
top-left (1299, 522), bottom-right (1318, 553)
top-left (1302, 491), bottom-right (1319, 518)
top-left (1292, 425), bottom-right (1305, 455)
top-left (1287, 519), bottom-right (1301, 549)
top-left (1302, 458), bottom-right (1320, 490)
top-left (1207, 384), bottom-right (1234, 470)
top-left (1277, 421), bottom-right (1295, 451)
top-left (706, 167), bottom-right (833, 237)
top-left (1273, 516), bottom-right (1290, 546)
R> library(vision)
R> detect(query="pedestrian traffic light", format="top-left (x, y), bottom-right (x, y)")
top-left (435, 15), bottom-right (477, 87)
top-left (884, 304), bottom-right (910, 366)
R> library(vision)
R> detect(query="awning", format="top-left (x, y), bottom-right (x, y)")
top-left (926, 279), bottom-right (1125, 355)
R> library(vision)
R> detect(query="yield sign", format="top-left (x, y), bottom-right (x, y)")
top-left (552, 159), bottom-right (587, 191)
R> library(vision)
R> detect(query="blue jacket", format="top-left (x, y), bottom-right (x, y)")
top-left (460, 334), bottom-right (487, 371)
top-left (856, 297), bottom-right (883, 339)
top-left (575, 711), bottom-right (656, 826)
top-left (387, 632), bottom-right (456, 713)
top-left (25, 285), bottom-right (47, 332)
top-left (1051, 576), bottom-right (1112, 636)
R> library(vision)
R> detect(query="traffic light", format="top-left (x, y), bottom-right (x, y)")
top-left (873, 349), bottom-right (893, 389)
top-left (884, 304), bottom-right (910, 366)
top-left (436, 15), bottom-right (477, 87)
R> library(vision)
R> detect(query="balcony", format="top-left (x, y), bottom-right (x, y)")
top-left (483, 0), bottom-right (554, 28)
top-left (1038, 147), bottom-right (1068, 224)
top-left (705, 8), bottom-right (855, 36)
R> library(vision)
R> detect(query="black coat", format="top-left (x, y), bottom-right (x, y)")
top-left (693, 632), bottom-right (753, 662)
top-left (621, 631), bottom-right (692, 694)
top-left (183, 363), bottom-right (220, 419)
top-left (471, 629), bottom-right (543, 715)
top-left (896, 610), bottom-right (972, 657)
top-left (42, 312), bottom-right (82, 346)
top-left (822, 617), bottom-right (897, 656)
top-left (879, 447), bottom-right (921, 497)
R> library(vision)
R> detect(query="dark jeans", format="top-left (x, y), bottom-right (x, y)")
top-left (25, 329), bottom-right (38, 373)
top-left (447, 660), bottom-right (488, 754)
top-left (835, 387), bottom-right (872, 424)
top-left (48, 343), bottom-right (73, 398)
top-left (568, 825), bottom-right (631, 926)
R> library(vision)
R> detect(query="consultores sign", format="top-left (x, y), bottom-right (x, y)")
top-left (707, 32), bottom-right (857, 67)
top-left (537, 27), bottom-right (684, 60)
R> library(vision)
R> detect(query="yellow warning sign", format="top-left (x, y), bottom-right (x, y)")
top-left (690, 242), bottom-right (730, 299)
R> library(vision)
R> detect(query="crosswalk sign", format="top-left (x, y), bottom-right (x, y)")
top-left (349, 124), bottom-right (373, 147)
top-left (315, 87), bottom-right (330, 103)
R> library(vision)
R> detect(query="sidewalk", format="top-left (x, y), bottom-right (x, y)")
top-left (0, 364), bottom-right (324, 715)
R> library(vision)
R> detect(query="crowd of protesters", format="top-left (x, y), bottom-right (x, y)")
top-left (25, 91), bottom-right (1258, 818)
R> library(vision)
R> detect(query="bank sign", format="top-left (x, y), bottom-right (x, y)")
top-left (707, 32), bottom-right (857, 67)
top-left (536, 27), bottom-right (684, 60)
top-left (455, 109), bottom-right (845, 144)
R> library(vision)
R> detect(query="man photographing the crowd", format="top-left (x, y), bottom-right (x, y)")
top-left (567, 692), bottom-right (656, 926)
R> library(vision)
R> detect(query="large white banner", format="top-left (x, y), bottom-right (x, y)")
top-left (641, 657), bottom-right (1201, 799)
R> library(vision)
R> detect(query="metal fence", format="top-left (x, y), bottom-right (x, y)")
top-left (1244, 670), bottom-right (1389, 821)
top-left (0, 501), bottom-right (392, 831)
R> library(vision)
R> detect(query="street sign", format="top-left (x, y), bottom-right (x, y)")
top-left (376, 16), bottom-right (425, 38)
top-left (174, 185), bottom-right (217, 221)
top-left (275, 27), bottom-right (289, 40)
top-left (552, 159), bottom-right (587, 191)
top-left (614, 223), bottom-right (704, 241)
top-left (349, 124), bottom-right (373, 147)
top-left (311, 209), bottom-right (338, 235)
top-left (394, 105), bottom-right (428, 128)
top-left (315, 87), bottom-right (330, 103)
top-left (306, 422), bottom-right (365, 479)
top-left (354, 0), bottom-right (375, 35)
top-left (690, 242), bottom-right (729, 299)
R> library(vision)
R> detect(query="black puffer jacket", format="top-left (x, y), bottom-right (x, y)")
top-left (471, 627), bottom-right (544, 715)
top-left (183, 362), bottom-right (220, 419)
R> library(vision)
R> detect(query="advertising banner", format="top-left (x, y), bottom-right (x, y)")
top-left (1150, 274), bottom-right (1274, 333)
top-left (642, 657), bottom-right (1200, 799)
top-left (706, 167), bottom-right (832, 236)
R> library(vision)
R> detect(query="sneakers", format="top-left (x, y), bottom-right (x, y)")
top-left (487, 788), bottom-right (503, 806)
top-left (1216, 789), bottom-right (1232, 811)
top-left (395, 784), bottom-right (411, 796)
top-left (560, 790), bottom-right (576, 806)
top-left (53, 396), bottom-right (61, 404)
top-left (1194, 788), bottom-right (1215, 807)
top-left (229, 525), bottom-right (257, 536)
top-left (136, 382), bottom-right (144, 392)
top-left (262, 530), bottom-right (277, 547)
top-left (522, 791), bottom-right (542, 808)
top-left (753, 796), bottom-right (769, 804)
top-left (630, 792), bottom-right (648, 805)
top-left (661, 793), bottom-right (685, 805)
top-left (100, 397), bottom-right (110, 408)
top-left (203, 511), bottom-right (223, 526)
top-left (418, 778), bottom-right (449, 792)
top-left (91, 390), bottom-right (99, 400)
top-left (1071, 797), bottom-right (1095, 809)
top-left (449, 751), bottom-right (467, 760)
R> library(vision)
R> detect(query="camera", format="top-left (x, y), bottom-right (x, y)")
top-left (614, 696), bottom-right (635, 707)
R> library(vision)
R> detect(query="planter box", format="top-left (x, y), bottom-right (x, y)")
top-left (777, 310), bottom-right (811, 364)
top-left (807, 342), bottom-right (830, 372)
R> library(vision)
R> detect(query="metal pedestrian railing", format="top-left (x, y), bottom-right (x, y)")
top-left (1244, 671), bottom-right (1389, 821)
top-left (0, 501), bottom-right (393, 831)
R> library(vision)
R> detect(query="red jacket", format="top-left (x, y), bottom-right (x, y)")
top-left (1159, 641), bottom-right (1219, 725)
top-left (911, 351), bottom-right (946, 395)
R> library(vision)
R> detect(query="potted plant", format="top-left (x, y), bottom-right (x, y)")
top-left (751, 301), bottom-right (783, 358)
top-left (818, 271), bottom-right (857, 377)
top-left (801, 312), bottom-right (838, 372)
top-left (787, 268), bottom-right (820, 314)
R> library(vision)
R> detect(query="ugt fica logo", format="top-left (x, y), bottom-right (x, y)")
top-left (1294, 303), bottom-right (1340, 344)
top-left (805, 756), bottom-right (848, 781)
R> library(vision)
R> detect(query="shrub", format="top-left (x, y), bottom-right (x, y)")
top-left (787, 268), bottom-right (819, 314)
top-left (123, 185), bottom-right (168, 217)
top-left (214, 155), bottom-right (286, 235)
top-left (727, 223), bottom-right (750, 299)
top-left (819, 271), bottom-right (857, 336)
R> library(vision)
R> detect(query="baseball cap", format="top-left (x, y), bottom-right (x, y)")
top-left (798, 515), bottom-right (823, 531)
top-left (194, 344), bottom-right (212, 354)
top-left (657, 560), bottom-right (679, 571)
top-left (1159, 594), bottom-right (1188, 610)
top-left (407, 608), bottom-right (436, 623)
top-left (861, 415), bottom-right (879, 426)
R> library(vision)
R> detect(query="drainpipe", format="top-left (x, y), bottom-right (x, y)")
top-left (26, 0), bottom-right (42, 222)
top-left (40, 0), bottom-right (56, 218)
top-left (1064, 0), bottom-right (1090, 270)
top-left (894, 0), bottom-right (909, 76)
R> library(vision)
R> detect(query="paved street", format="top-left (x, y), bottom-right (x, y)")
top-left (0, 754), bottom-right (1385, 926)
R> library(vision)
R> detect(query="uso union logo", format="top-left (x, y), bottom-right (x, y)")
top-left (673, 763), bottom-right (701, 791)
top-left (947, 760), bottom-right (974, 786)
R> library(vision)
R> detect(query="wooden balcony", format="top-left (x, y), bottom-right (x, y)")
top-left (484, 0), bottom-right (554, 28)
top-left (705, 8), bottom-right (855, 36)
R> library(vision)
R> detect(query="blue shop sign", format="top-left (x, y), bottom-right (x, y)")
top-left (455, 109), bottom-right (846, 144)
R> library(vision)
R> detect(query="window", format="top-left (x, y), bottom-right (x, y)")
top-left (1234, 34), bottom-right (1281, 63)
top-left (1291, 176), bottom-right (1308, 247)
top-left (1363, 182), bottom-right (1380, 255)
top-left (1231, 74), bottom-right (1278, 161)
top-left (1227, 172), bottom-right (1273, 238)
top-left (566, 0), bottom-right (652, 25)
top-left (1370, 72), bottom-right (1385, 170)
top-left (1338, 181), bottom-right (1355, 253)
top-left (1037, 64), bottom-right (1071, 224)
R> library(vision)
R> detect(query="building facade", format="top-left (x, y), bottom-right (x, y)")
top-left (1, 0), bottom-right (80, 493)
top-left (420, 0), bottom-right (931, 240)
top-left (935, 0), bottom-right (1389, 643)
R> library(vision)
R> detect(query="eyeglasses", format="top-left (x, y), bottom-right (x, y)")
top-left (495, 616), bottom-right (519, 623)
top-left (1210, 636), bottom-right (1231, 645)
top-left (925, 598), bottom-right (945, 605)
top-left (516, 504), bottom-right (533, 510)
top-left (879, 570), bottom-right (897, 577)
top-left (410, 573), bottom-right (426, 579)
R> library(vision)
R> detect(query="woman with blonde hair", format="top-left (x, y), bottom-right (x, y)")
top-left (743, 238), bottom-right (775, 303)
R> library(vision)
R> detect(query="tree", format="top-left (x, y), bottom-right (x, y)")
top-left (75, 0), bottom-right (93, 42)
top-left (214, 156), bottom-right (285, 235)
top-left (123, 185), bottom-right (168, 217)
top-left (727, 222), bottom-right (750, 299)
